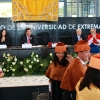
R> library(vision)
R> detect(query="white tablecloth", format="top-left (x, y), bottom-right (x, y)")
top-left (0, 75), bottom-right (49, 88)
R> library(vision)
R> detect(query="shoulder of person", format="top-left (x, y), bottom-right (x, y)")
top-left (31, 34), bottom-right (35, 37)
top-left (76, 77), bottom-right (83, 90)
top-left (96, 33), bottom-right (100, 35)
top-left (88, 33), bottom-right (92, 36)
top-left (6, 35), bottom-right (10, 38)
top-left (68, 58), bottom-right (82, 67)
top-left (49, 62), bottom-right (54, 66)
top-left (87, 34), bottom-right (92, 38)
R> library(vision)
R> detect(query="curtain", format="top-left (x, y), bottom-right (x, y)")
top-left (12, 0), bottom-right (58, 21)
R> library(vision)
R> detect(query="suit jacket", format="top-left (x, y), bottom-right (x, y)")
top-left (72, 34), bottom-right (86, 45)
top-left (21, 34), bottom-right (35, 45)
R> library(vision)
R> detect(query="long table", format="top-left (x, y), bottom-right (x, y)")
top-left (0, 46), bottom-right (55, 60)
top-left (0, 45), bottom-right (74, 60)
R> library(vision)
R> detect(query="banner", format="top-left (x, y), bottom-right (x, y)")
top-left (12, 0), bottom-right (58, 21)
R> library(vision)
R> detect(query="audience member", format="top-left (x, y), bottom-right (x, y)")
top-left (60, 40), bottom-right (90, 100)
top-left (21, 28), bottom-right (35, 45)
top-left (87, 28), bottom-right (100, 45)
top-left (45, 42), bottom-right (69, 100)
top-left (72, 28), bottom-right (85, 45)
top-left (0, 29), bottom-right (10, 46)
top-left (76, 54), bottom-right (100, 100)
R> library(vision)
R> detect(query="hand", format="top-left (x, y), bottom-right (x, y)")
top-left (1, 36), bottom-right (5, 42)
top-left (92, 34), bottom-right (97, 39)
top-left (79, 37), bottom-right (82, 40)
top-left (66, 54), bottom-right (73, 63)
top-left (27, 41), bottom-right (30, 44)
top-left (49, 80), bottom-right (52, 95)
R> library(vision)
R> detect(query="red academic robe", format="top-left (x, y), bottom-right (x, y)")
top-left (87, 33), bottom-right (100, 44)
top-left (60, 58), bottom-right (87, 91)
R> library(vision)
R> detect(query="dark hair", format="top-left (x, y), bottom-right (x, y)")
top-left (79, 67), bottom-right (100, 91)
top-left (0, 29), bottom-right (9, 39)
top-left (24, 28), bottom-right (31, 34)
top-left (52, 52), bottom-right (69, 67)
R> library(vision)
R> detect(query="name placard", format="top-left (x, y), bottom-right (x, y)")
top-left (0, 45), bottom-right (7, 49)
top-left (22, 44), bottom-right (32, 48)
top-left (52, 43), bottom-right (57, 47)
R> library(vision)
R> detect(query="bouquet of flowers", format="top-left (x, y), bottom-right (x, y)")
top-left (0, 52), bottom-right (53, 77)
top-left (1, 53), bottom-right (19, 76)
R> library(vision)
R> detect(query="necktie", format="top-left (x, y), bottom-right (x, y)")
top-left (28, 36), bottom-right (30, 43)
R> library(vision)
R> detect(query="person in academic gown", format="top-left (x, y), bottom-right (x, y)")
top-left (45, 42), bottom-right (71, 100)
top-left (87, 28), bottom-right (100, 45)
top-left (60, 40), bottom-right (90, 100)
top-left (76, 54), bottom-right (100, 100)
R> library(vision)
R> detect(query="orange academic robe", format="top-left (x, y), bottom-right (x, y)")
top-left (76, 78), bottom-right (100, 100)
top-left (45, 62), bottom-right (68, 81)
top-left (45, 62), bottom-right (68, 100)
top-left (60, 58), bottom-right (87, 91)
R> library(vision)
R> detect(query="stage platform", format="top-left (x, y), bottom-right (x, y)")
top-left (0, 75), bottom-right (51, 100)
top-left (0, 75), bottom-right (48, 87)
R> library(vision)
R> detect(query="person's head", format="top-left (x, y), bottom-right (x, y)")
top-left (76, 28), bottom-right (82, 36)
top-left (25, 28), bottom-right (32, 36)
top-left (90, 28), bottom-right (96, 35)
top-left (79, 54), bottom-right (100, 91)
top-left (0, 29), bottom-right (7, 37)
top-left (90, 44), bottom-right (99, 56)
top-left (53, 42), bottom-right (69, 66)
top-left (74, 40), bottom-right (90, 62)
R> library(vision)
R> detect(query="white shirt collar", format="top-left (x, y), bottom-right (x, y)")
top-left (77, 35), bottom-right (81, 40)
top-left (77, 56), bottom-right (85, 65)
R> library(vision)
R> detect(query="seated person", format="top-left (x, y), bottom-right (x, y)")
top-left (0, 29), bottom-right (10, 46)
top-left (72, 28), bottom-right (85, 45)
top-left (87, 28), bottom-right (100, 45)
top-left (21, 28), bottom-right (35, 45)
top-left (76, 54), bottom-right (100, 100)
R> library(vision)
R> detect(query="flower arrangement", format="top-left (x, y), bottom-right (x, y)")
top-left (0, 52), bottom-right (53, 77)
top-left (0, 52), bottom-right (77, 77)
